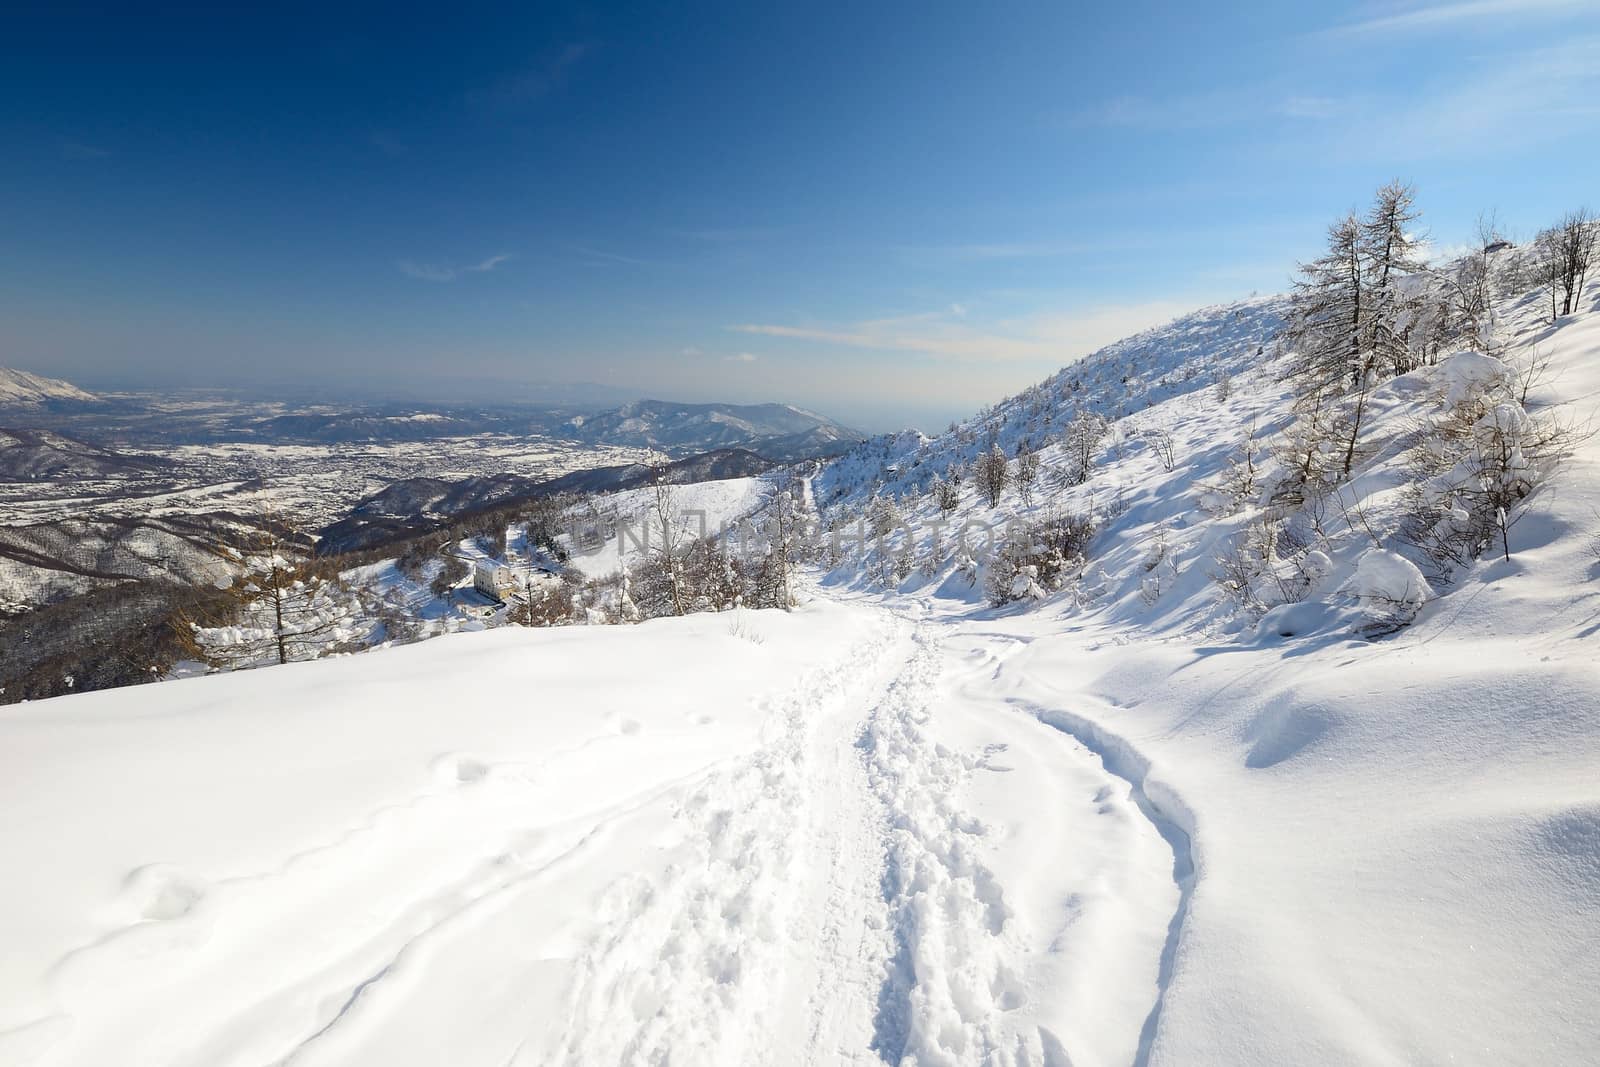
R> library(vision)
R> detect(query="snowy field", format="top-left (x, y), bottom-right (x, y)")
top-left (4, 277), bottom-right (1600, 1064)
top-left (8, 580), bottom-right (1595, 1065)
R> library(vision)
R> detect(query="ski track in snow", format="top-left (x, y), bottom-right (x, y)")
top-left (859, 623), bottom-right (1027, 1066)
top-left (1004, 696), bottom-right (1195, 1067)
top-left (547, 618), bottom-right (909, 1066)
top-left (856, 619), bottom-right (1182, 1067)
top-left (546, 609), bottom-right (1178, 1067)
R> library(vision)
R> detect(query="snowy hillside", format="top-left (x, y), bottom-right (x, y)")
top-left (814, 297), bottom-right (1284, 509)
top-left (558, 474), bottom-right (770, 579)
top-left (566, 399), bottom-right (866, 459)
top-left (0, 428), bottom-right (168, 480)
top-left (4, 256), bottom-right (1600, 1064)
top-left (0, 368), bottom-right (96, 405)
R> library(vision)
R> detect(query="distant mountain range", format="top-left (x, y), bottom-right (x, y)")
top-left (564, 400), bottom-right (865, 460)
top-left (0, 428), bottom-right (169, 480)
top-left (318, 447), bottom-right (778, 554)
top-left (0, 368), bottom-right (98, 405)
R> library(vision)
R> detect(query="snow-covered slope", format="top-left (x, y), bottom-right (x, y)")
top-left (559, 474), bottom-right (771, 579)
top-left (798, 272), bottom-right (1600, 1062)
top-left (955, 304), bottom-right (1600, 1061)
top-left (814, 296), bottom-right (1284, 508)
top-left (0, 603), bottom-right (898, 1065)
top-left (0, 428), bottom-right (167, 480)
top-left (4, 276), bottom-right (1599, 1066)
top-left (0, 368), bottom-right (97, 405)
top-left (566, 399), bottom-right (866, 459)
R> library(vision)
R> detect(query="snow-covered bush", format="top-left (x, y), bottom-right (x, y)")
top-left (1403, 352), bottom-right (1574, 568)
top-left (1349, 549), bottom-right (1431, 633)
top-left (507, 571), bottom-right (586, 627)
top-left (1268, 407), bottom-right (1341, 507)
top-left (1014, 442), bottom-right (1041, 505)
top-left (1198, 426), bottom-right (1262, 515)
top-left (985, 513), bottom-right (1094, 606)
top-left (1145, 426), bottom-right (1177, 472)
top-left (1210, 515), bottom-right (1328, 618)
top-left (866, 494), bottom-right (901, 539)
top-left (196, 567), bottom-right (370, 668)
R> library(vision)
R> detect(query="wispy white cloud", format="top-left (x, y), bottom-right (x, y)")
top-left (468, 43), bottom-right (590, 107)
top-left (1276, 96), bottom-right (1344, 120)
top-left (729, 298), bottom-right (1208, 365)
top-left (571, 245), bottom-right (654, 267)
top-left (1322, 0), bottom-right (1590, 37)
top-left (398, 253), bottom-right (512, 282)
top-left (724, 352), bottom-right (759, 363)
top-left (1071, 90), bottom-right (1354, 131)
top-left (897, 240), bottom-right (1098, 264)
top-left (368, 131), bottom-right (407, 157)
top-left (1075, 33), bottom-right (1600, 162)
top-left (666, 225), bottom-right (788, 243)
top-left (60, 141), bottom-right (110, 160)
top-left (1326, 36), bottom-right (1600, 158)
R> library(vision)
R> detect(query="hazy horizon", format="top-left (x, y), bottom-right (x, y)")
top-left (12, 363), bottom-right (956, 435)
top-left (5, 2), bottom-right (1600, 431)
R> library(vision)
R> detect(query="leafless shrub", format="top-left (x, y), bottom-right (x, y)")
top-left (1402, 378), bottom-right (1581, 569)
top-left (1061, 412), bottom-right (1108, 486)
top-left (1146, 426), bottom-right (1177, 472)
top-left (1198, 422), bottom-right (1261, 515)
top-left (985, 513), bottom-right (1095, 606)
top-left (1014, 442), bottom-right (1041, 506)
top-left (975, 443), bottom-right (1010, 508)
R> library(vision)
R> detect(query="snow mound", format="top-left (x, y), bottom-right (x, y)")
top-left (1436, 350), bottom-right (1513, 407)
top-left (1350, 549), bottom-right (1431, 611)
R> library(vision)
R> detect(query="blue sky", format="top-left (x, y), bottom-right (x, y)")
top-left (3, 1), bottom-right (1598, 430)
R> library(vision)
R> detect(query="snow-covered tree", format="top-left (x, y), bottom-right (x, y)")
top-left (758, 472), bottom-right (804, 609)
top-left (508, 570), bottom-right (584, 627)
top-left (866, 493), bottom-right (900, 540)
top-left (1014, 442), bottom-right (1041, 506)
top-left (1538, 209), bottom-right (1596, 319)
top-left (199, 526), bottom-right (365, 667)
top-left (975, 443), bottom-right (1009, 508)
top-left (648, 467), bottom-right (687, 616)
top-left (1060, 412), bottom-right (1108, 486)
top-left (1289, 183), bottom-right (1427, 477)
top-left (1288, 212), bottom-right (1365, 398)
top-left (1361, 180), bottom-right (1425, 376)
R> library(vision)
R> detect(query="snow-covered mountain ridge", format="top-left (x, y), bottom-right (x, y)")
top-left (0, 367), bottom-right (97, 405)
top-left (814, 296), bottom-right (1285, 509)
top-left (564, 399), bottom-right (866, 459)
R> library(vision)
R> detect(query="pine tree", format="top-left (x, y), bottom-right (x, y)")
top-left (202, 524), bottom-right (359, 666)
top-left (1361, 181), bottom-right (1424, 376)
top-left (1288, 213), bottom-right (1366, 396)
